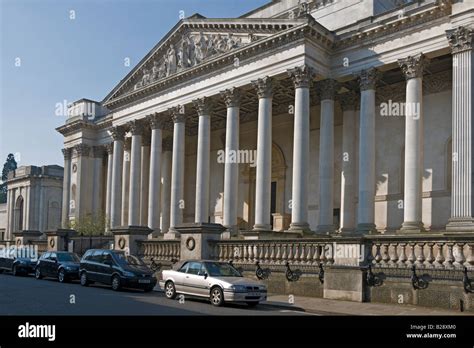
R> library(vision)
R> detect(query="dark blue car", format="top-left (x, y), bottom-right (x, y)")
top-left (35, 251), bottom-right (80, 283)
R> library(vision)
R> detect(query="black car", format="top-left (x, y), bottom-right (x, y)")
top-left (35, 251), bottom-right (80, 283)
top-left (0, 255), bottom-right (36, 276)
top-left (79, 249), bottom-right (157, 292)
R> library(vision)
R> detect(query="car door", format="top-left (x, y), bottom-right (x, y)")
top-left (38, 252), bottom-right (50, 275)
top-left (86, 250), bottom-right (102, 282)
top-left (48, 253), bottom-right (58, 277)
top-left (172, 262), bottom-right (188, 293)
top-left (99, 251), bottom-right (115, 285)
top-left (183, 262), bottom-right (209, 297)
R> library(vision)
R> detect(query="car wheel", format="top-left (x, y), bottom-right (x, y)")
top-left (111, 275), bottom-right (121, 291)
top-left (58, 269), bottom-right (67, 283)
top-left (80, 272), bottom-right (89, 286)
top-left (246, 302), bottom-right (259, 308)
top-left (164, 281), bottom-right (177, 299)
top-left (210, 286), bottom-right (224, 307)
top-left (12, 265), bottom-right (18, 276)
top-left (35, 267), bottom-right (43, 280)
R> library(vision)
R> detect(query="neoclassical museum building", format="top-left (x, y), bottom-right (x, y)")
top-left (53, 0), bottom-right (474, 241)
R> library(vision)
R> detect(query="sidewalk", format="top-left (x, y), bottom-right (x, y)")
top-left (265, 294), bottom-right (473, 316)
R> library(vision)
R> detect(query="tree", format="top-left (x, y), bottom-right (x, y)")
top-left (0, 154), bottom-right (18, 203)
top-left (68, 211), bottom-right (108, 236)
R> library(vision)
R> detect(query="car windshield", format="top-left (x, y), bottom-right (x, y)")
top-left (114, 253), bottom-right (145, 266)
top-left (205, 262), bottom-right (242, 277)
top-left (57, 253), bottom-right (80, 262)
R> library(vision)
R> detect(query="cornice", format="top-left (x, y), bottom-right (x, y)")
top-left (56, 118), bottom-right (113, 136)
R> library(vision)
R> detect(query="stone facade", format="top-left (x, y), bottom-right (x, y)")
top-left (3, 165), bottom-right (64, 240)
top-left (55, 0), bottom-right (473, 240)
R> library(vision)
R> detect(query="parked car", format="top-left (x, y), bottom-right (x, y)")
top-left (79, 249), bottom-right (156, 292)
top-left (35, 251), bottom-right (80, 283)
top-left (0, 255), bottom-right (36, 276)
top-left (159, 260), bottom-right (267, 307)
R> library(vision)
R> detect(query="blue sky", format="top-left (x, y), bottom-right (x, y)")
top-left (0, 0), bottom-right (268, 168)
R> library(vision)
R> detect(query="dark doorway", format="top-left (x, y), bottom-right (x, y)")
top-left (270, 181), bottom-right (277, 228)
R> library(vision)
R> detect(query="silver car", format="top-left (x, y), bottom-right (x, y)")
top-left (159, 260), bottom-right (267, 307)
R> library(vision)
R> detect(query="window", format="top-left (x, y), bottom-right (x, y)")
top-left (178, 262), bottom-right (188, 273)
top-left (49, 253), bottom-right (57, 261)
top-left (101, 252), bottom-right (113, 264)
top-left (90, 250), bottom-right (103, 262)
top-left (82, 250), bottom-right (93, 261)
top-left (41, 253), bottom-right (50, 260)
top-left (187, 262), bottom-right (203, 275)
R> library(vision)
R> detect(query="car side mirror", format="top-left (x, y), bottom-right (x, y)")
top-left (52, 258), bottom-right (58, 263)
top-left (198, 271), bottom-right (208, 279)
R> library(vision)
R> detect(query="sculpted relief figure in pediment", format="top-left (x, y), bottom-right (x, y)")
top-left (133, 32), bottom-right (244, 91)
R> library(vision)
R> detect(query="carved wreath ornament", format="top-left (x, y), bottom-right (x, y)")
top-left (185, 236), bottom-right (196, 251)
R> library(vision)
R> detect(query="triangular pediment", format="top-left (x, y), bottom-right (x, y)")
top-left (102, 16), bottom-right (315, 108)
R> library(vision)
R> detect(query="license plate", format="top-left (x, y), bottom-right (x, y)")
top-left (138, 279), bottom-right (151, 284)
top-left (248, 292), bottom-right (260, 296)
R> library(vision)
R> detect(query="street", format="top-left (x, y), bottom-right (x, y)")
top-left (0, 273), bottom-right (314, 316)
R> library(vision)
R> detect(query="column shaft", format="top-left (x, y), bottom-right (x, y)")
top-left (253, 77), bottom-right (273, 231)
top-left (161, 140), bottom-right (173, 234)
top-left (128, 122), bottom-right (143, 226)
top-left (61, 148), bottom-right (72, 228)
top-left (194, 98), bottom-right (211, 223)
top-left (140, 142), bottom-right (150, 225)
top-left (121, 140), bottom-right (131, 226)
top-left (148, 115), bottom-right (163, 233)
top-left (105, 144), bottom-right (113, 230)
top-left (110, 128), bottom-right (125, 229)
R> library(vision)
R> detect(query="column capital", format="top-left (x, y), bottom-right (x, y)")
top-left (169, 106), bottom-right (186, 123)
top-left (92, 145), bottom-right (105, 158)
top-left (105, 143), bottom-right (114, 155)
top-left (128, 120), bottom-right (144, 135)
top-left (147, 113), bottom-right (164, 130)
top-left (358, 68), bottom-right (380, 91)
top-left (110, 126), bottom-right (126, 141)
top-left (398, 53), bottom-right (430, 80)
top-left (220, 88), bottom-right (241, 107)
top-left (338, 91), bottom-right (359, 111)
top-left (61, 148), bottom-right (72, 160)
top-left (251, 76), bottom-right (274, 99)
top-left (287, 65), bottom-right (315, 89)
top-left (193, 97), bottom-right (213, 116)
top-left (163, 136), bottom-right (173, 151)
top-left (317, 79), bottom-right (339, 100)
top-left (446, 26), bottom-right (474, 54)
top-left (73, 143), bottom-right (90, 157)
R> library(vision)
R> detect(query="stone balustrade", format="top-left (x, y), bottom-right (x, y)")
top-left (367, 235), bottom-right (474, 270)
top-left (138, 239), bottom-right (180, 262)
top-left (209, 239), bottom-right (335, 266)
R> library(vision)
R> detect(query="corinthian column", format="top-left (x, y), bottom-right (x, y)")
top-left (398, 53), bottom-right (429, 233)
top-left (147, 114), bottom-right (163, 235)
top-left (121, 137), bottom-right (131, 226)
top-left (110, 126), bottom-right (125, 229)
top-left (252, 76), bottom-right (274, 231)
top-left (338, 91), bottom-right (358, 234)
top-left (166, 107), bottom-right (186, 239)
top-left (287, 65), bottom-right (314, 233)
top-left (61, 148), bottom-right (72, 228)
top-left (105, 143), bottom-right (113, 231)
top-left (92, 145), bottom-right (105, 213)
top-left (161, 137), bottom-right (173, 234)
top-left (446, 26), bottom-right (474, 231)
top-left (193, 97), bottom-right (212, 224)
top-left (220, 88), bottom-right (241, 236)
top-left (128, 120), bottom-right (143, 226)
top-left (140, 133), bottom-right (151, 226)
top-left (317, 79), bottom-right (338, 234)
top-left (357, 68), bottom-right (379, 234)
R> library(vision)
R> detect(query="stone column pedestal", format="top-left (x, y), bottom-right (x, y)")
top-left (173, 223), bottom-right (225, 260)
top-left (112, 225), bottom-right (152, 255)
top-left (13, 230), bottom-right (43, 246)
top-left (46, 229), bottom-right (77, 252)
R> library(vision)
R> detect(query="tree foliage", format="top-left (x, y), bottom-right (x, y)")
top-left (68, 211), bottom-right (109, 236)
top-left (0, 154), bottom-right (18, 203)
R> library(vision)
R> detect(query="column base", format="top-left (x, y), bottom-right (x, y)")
top-left (398, 221), bottom-right (424, 234)
top-left (221, 225), bottom-right (238, 240)
top-left (446, 217), bottom-right (474, 232)
top-left (164, 228), bottom-right (181, 240)
top-left (316, 224), bottom-right (335, 235)
top-left (253, 223), bottom-right (272, 231)
top-left (356, 223), bottom-right (378, 235)
top-left (288, 222), bottom-right (311, 233)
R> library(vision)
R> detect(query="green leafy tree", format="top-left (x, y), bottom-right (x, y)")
top-left (68, 211), bottom-right (108, 236)
top-left (0, 154), bottom-right (18, 203)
